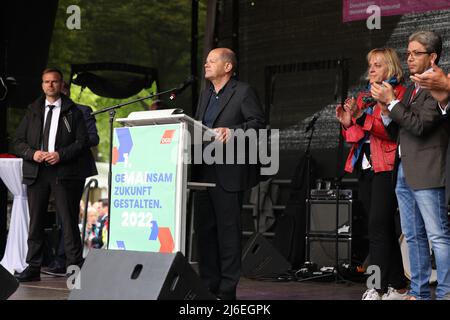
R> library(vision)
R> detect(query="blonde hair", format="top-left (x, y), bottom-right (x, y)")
top-left (366, 48), bottom-right (403, 83)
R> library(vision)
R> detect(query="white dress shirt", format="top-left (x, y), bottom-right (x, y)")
top-left (43, 98), bottom-right (62, 152)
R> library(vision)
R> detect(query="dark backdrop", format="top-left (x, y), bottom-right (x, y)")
top-left (214, 0), bottom-right (450, 179)
top-left (0, 0), bottom-right (59, 259)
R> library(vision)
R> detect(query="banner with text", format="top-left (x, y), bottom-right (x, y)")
top-left (109, 124), bottom-right (181, 253)
top-left (343, 0), bottom-right (450, 22)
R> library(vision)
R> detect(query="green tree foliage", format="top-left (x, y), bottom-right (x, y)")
top-left (47, 0), bottom-right (206, 161)
top-left (69, 82), bottom-right (157, 161)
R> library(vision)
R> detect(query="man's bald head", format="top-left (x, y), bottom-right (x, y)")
top-left (204, 48), bottom-right (237, 83)
top-left (211, 48), bottom-right (237, 73)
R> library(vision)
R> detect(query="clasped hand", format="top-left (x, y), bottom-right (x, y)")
top-left (214, 127), bottom-right (231, 143)
top-left (33, 150), bottom-right (60, 165)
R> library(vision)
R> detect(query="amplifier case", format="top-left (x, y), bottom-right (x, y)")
top-left (306, 236), bottom-right (352, 268)
top-left (307, 200), bottom-right (353, 235)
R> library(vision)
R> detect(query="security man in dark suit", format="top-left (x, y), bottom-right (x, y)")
top-left (43, 81), bottom-right (99, 274)
top-left (193, 48), bottom-right (265, 300)
top-left (14, 68), bottom-right (88, 282)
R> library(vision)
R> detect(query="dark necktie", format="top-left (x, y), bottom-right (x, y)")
top-left (42, 105), bottom-right (55, 152)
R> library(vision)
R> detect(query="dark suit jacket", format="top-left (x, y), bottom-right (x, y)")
top-left (194, 78), bottom-right (266, 192)
top-left (386, 85), bottom-right (450, 190)
top-left (77, 104), bottom-right (99, 178)
top-left (14, 95), bottom-right (88, 185)
top-left (447, 138), bottom-right (450, 204)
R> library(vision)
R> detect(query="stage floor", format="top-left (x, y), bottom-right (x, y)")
top-left (8, 273), bottom-right (367, 300)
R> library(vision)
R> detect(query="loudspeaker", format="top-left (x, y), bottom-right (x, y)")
top-left (307, 236), bottom-right (351, 268)
top-left (307, 236), bottom-right (368, 268)
top-left (242, 232), bottom-right (291, 278)
top-left (68, 249), bottom-right (215, 300)
top-left (0, 264), bottom-right (19, 300)
top-left (308, 200), bottom-right (353, 235)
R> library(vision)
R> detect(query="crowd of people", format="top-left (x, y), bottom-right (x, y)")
top-left (79, 199), bottom-right (109, 256)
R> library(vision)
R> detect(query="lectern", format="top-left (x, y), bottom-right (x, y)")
top-left (109, 109), bottom-right (216, 255)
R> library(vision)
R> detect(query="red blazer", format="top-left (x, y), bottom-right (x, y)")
top-left (342, 85), bottom-right (406, 173)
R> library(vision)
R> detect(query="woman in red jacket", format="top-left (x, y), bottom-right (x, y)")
top-left (336, 48), bottom-right (408, 300)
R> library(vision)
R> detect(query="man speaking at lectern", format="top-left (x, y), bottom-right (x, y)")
top-left (193, 48), bottom-right (265, 300)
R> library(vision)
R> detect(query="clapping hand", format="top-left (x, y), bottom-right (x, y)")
top-left (344, 96), bottom-right (361, 118)
top-left (410, 61), bottom-right (450, 91)
top-left (335, 103), bottom-right (352, 128)
top-left (411, 62), bottom-right (450, 105)
top-left (371, 82), bottom-right (395, 115)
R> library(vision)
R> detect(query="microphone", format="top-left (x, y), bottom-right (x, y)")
top-left (169, 76), bottom-right (196, 100)
top-left (305, 114), bottom-right (319, 133)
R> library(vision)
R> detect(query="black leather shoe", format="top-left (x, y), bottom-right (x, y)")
top-left (43, 265), bottom-right (66, 275)
top-left (15, 266), bottom-right (41, 282)
top-left (42, 261), bottom-right (67, 276)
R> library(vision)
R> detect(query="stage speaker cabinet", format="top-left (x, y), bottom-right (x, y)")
top-left (307, 236), bottom-right (352, 268)
top-left (0, 264), bottom-right (19, 300)
top-left (242, 232), bottom-right (291, 278)
top-left (308, 199), bottom-right (356, 235)
top-left (68, 249), bottom-right (215, 300)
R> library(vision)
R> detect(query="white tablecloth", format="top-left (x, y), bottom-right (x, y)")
top-left (0, 158), bottom-right (29, 274)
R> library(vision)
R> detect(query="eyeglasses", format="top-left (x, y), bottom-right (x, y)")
top-left (406, 51), bottom-right (430, 59)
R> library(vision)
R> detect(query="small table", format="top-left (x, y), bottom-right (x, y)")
top-left (0, 158), bottom-right (29, 274)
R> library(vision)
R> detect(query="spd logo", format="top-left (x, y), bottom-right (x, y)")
top-left (160, 130), bottom-right (175, 144)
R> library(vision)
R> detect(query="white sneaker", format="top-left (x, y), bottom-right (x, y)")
top-left (362, 288), bottom-right (381, 300)
top-left (382, 287), bottom-right (409, 300)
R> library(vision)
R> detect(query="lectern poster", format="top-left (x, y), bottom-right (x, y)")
top-left (109, 124), bottom-right (181, 253)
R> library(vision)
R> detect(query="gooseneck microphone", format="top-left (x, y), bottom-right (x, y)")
top-left (169, 76), bottom-right (196, 100)
top-left (305, 114), bottom-right (319, 133)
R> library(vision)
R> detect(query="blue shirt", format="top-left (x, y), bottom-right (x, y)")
top-left (203, 82), bottom-right (228, 128)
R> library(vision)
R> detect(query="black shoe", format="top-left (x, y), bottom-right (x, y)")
top-left (42, 261), bottom-right (66, 276)
top-left (42, 265), bottom-right (66, 275)
top-left (15, 266), bottom-right (41, 282)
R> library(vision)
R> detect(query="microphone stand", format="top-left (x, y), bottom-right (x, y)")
top-left (333, 59), bottom-right (349, 283)
top-left (91, 86), bottom-right (181, 249)
top-left (297, 115), bottom-right (334, 282)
